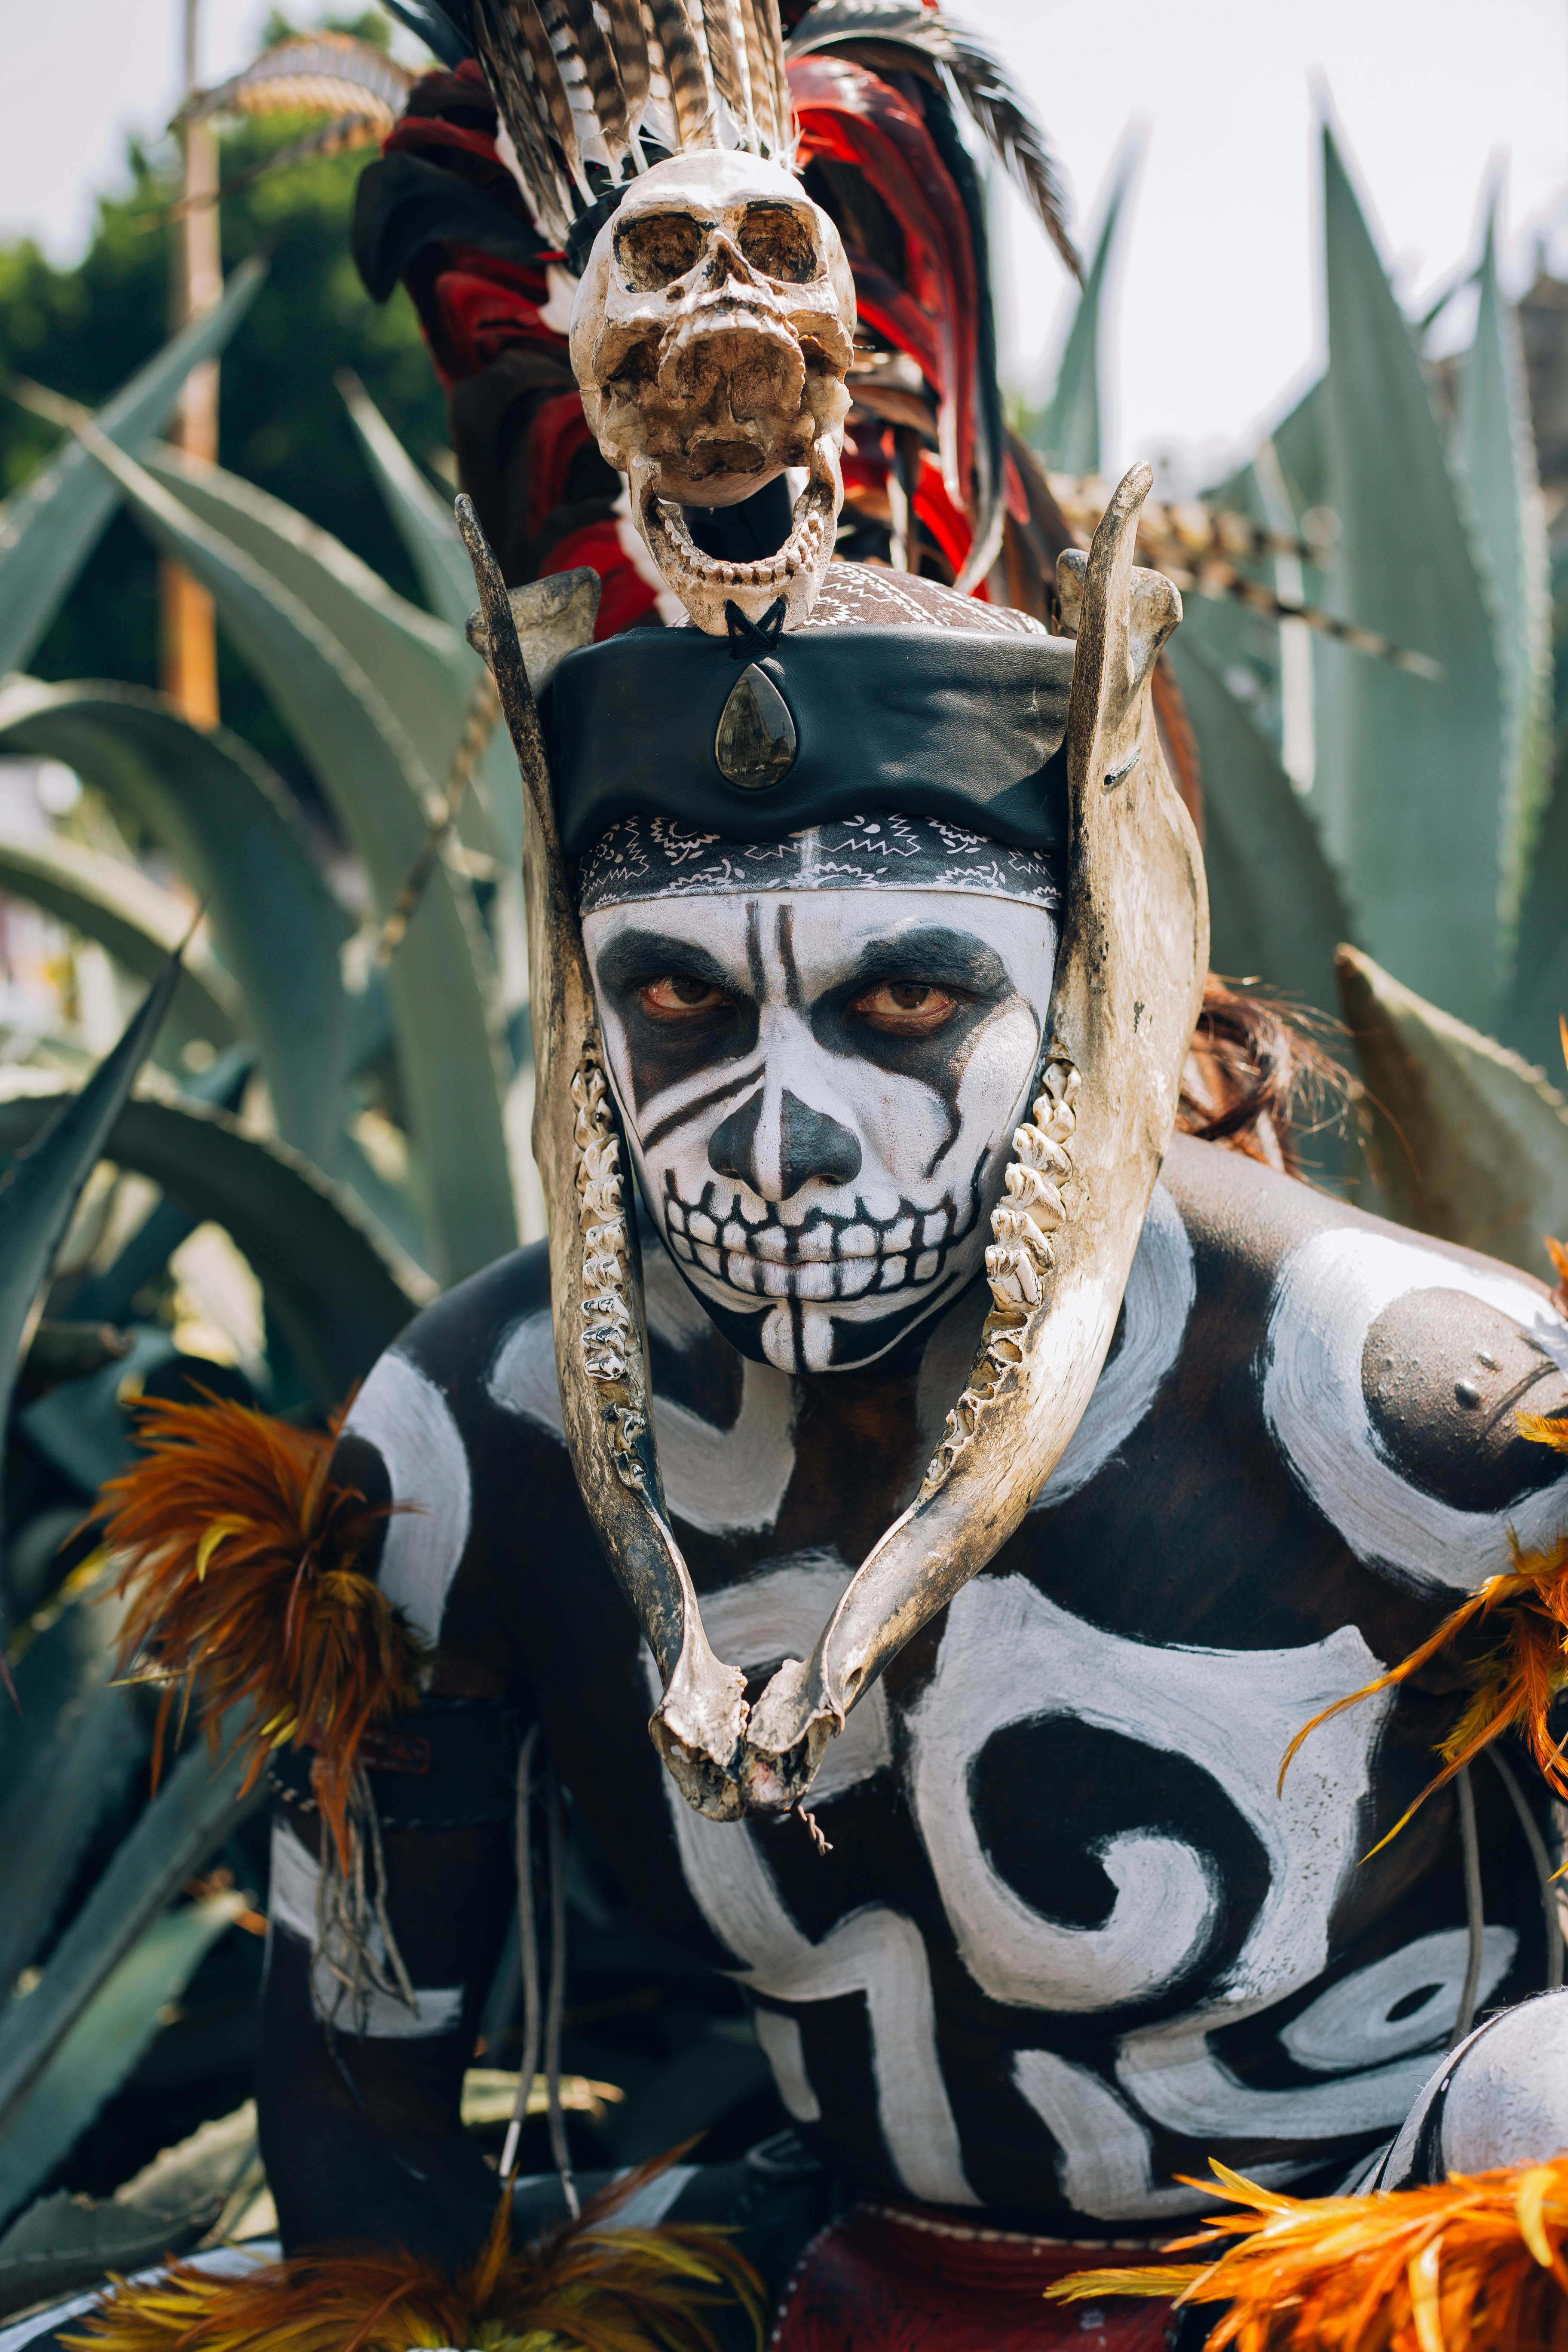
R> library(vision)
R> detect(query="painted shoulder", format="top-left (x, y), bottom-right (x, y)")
top-left (1162, 1134), bottom-right (1568, 1546)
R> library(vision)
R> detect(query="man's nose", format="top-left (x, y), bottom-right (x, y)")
top-left (708, 1087), bottom-right (862, 1200)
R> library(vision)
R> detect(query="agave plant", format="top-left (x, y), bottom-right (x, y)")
top-left (1029, 121), bottom-right (1568, 1274)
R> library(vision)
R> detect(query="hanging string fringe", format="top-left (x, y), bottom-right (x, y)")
top-left (1279, 1399), bottom-right (1568, 1852)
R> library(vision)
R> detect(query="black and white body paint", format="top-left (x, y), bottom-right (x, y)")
top-left (263, 1136), bottom-right (1568, 2243)
top-left (580, 815), bottom-right (1059, 1372)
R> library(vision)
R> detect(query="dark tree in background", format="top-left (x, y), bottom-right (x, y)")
top-left (0, 12), bottom-right (446, 796)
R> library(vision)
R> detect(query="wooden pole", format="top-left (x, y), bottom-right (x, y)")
top-left (160, 0), bottom-right (221, 728)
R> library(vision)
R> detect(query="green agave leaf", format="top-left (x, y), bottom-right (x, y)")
top-left (1314, 128), bottom-right (1506, 1031)
top-left (139, 443), bottom-right (506, 864)
top-left (0, 1889), bottom-right (246, 2230)
top-left (0, 961), bottom-right (179, 1466)
top-left (1167, 635), bottom-right (1353, 1020)
top-left (82, 432), bottom-right (517, 1283)
top-left (0, 826), bottom-right (237, 1049)
top-left (0, 2103), bottom-right (258, 2319)
top-left (339, 371), bottom-right (475, 632)
top-left (335, 382), bottom-right (525, 874)
top-left (0, 1720), bottom-right (257, 2142)
top-left (0, 258), bottom-right (265, 677)
top-left (0, 1079), bottom-right (434, 1403)
top-left (0, 1577), bottom-right (141, 1997)
top-left (1505, 740), bottom-right (1568, 1076)
top-left (0, 679), bottom-right (350, 1173)
top-left (1459, 203), bottom-right (1553, 955)
top-left (1027, 150), bottom-right (1133, 475)
top-left (1338, 942), bottom-right (1568, 1278)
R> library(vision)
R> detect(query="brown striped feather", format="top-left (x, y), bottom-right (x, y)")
top-left (557, 0), bottom-right (631, 159)
top-left (701, 0), bottom-right (747, 130)
top-left (603, 0), bottom-right (653, 139)
top-left (645, 0), bottom-right (714, 144)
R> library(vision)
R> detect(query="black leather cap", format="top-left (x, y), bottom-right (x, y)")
top-left (542, 617), bottom-right (1075, 863)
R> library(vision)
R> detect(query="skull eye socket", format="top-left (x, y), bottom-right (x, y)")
top-left (737, 204), bottom-right (819, 284)
top-left (616, 211), bottom-right (703, 291)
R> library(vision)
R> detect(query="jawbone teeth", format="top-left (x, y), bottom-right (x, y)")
top-left (652, 487), bottom-right (827, 593)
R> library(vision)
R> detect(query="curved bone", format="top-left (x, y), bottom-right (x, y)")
top-left (459, 508), bottom-right (750, 1821)
top-left (464, 466), bottom-right (1207, 1824)
top-left (737, 464), bottom-right (1209, 1809)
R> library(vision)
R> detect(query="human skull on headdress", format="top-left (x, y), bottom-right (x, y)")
top-left (570, 152), bottom-right (856, 634)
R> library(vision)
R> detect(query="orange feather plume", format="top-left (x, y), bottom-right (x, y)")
top-left (64, 2161), bottom-right (762, 2352)
top-left (95, 1394), bottom-right (424, 1866)
top-left (1278, 1399), bottom-right (1568, 1853)
top-left (1047, 2155), bottom-right (1568, 2352)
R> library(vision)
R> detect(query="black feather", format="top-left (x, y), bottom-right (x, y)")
top-left (384, 0), bottom-right (472, 64)
top-left (788, 1), bottom-right (1079, 278)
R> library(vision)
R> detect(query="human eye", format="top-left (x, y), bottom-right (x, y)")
top-left (638, 973), bottom-right (735, 1020)
top-left (848, 980), bottom-right (962, 1035)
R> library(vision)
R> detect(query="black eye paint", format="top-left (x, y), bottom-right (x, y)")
top-left (591, 925), bottom-right (759, 1112)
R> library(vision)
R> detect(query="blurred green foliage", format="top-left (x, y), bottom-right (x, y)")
top-left (0, 17), bottom-right (445, 795)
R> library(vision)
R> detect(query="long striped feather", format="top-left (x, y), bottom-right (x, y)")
top-left (747, 0), bottom-right (790, 155)
top-left (646, 0), bottom-right (715, 145)
top-left (789, 1), bottom-right (1079, 277)
top-left (701, 0), bottom-right (747, 134)
top-left (479, 1), bottom-right (573, 236)
top-left (556, 0), bottom-right (632, 160)
top-left (603, 0), bottom-right (653, 147)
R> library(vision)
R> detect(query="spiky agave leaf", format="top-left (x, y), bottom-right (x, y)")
top-left (1048, 2155), bottom-right (1568, 2352)
top-left (66, 2159), bottom-right (763, 2352)
top-left (96, 1396), bottom-right (423, 1866)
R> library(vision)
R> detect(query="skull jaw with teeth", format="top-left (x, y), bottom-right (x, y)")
top-left (570, 150), bottom-right (857, 633)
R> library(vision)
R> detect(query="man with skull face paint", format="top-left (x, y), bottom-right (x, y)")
top-left (57, 9), bottom-right (1568, 2352)
top-left (220, 539), bottom-right (1568, 2352)
top-left (579, 808), bottom-right (1060, 1375)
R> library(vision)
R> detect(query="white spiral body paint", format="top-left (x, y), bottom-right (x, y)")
top-left (1280, 1928), bottom-right (1517, 2073)
top-left (643, 1560), bottom-right (975, 2207)
top-left (1032, 1182), bottom-right (1195, 1505)
top-left (268, 1819), bottom-right (462, 2038)
top-left (1264, 1229), bottom-right (1568, 1592)
top-left (1012, 2049), bottom-right (1308, 2220)
top-left (343, 1353), bottom-right (472, 1648)
top-left (905, 1576), bottom-right (1386, 2015)
top-left (487, 1250), bottom-right (798, 1536)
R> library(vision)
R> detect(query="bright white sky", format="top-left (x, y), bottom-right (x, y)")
top-left (3, 0), bottom-right (1565, 484)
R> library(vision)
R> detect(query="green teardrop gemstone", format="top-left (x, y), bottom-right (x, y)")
top-left (714, 662), bottom-right (798, 789)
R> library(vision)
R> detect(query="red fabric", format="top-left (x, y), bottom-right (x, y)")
top-left (913, 450), bottom-right (987, 595)
top-left (771, 2211), bottom-right (1172, 2352)
top-left (790, 53), bottom-right (980, 514)
top-left (428, 248), bottom-right (558, 386)
top-left (542, 521), bottom-right (660, 638)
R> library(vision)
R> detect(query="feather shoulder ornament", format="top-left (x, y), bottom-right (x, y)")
top-left (95, 1394), bottom-right (421, 1870)
top-left (64, 2158), bottom-right (763, 2352)
top-left (1278, 1397), bottom-right (1568, 1849)
top-left (1047, 2155), bottom-right (1568, 2352)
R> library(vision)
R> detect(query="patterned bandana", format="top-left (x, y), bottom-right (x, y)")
top-left (576, 812), bottom-right (1062, 916)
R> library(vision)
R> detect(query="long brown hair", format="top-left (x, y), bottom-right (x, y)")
top-left (1178, 976), bottom-right (1349, 1179)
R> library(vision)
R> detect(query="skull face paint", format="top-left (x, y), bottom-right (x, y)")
top-left (570, 150), bottom-right (856, 633)
top-left (582, 851), bottom-right (1059, 1373)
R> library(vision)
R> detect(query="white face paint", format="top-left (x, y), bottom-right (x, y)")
top-left (583, 886), bottom-right (1058, 1371)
